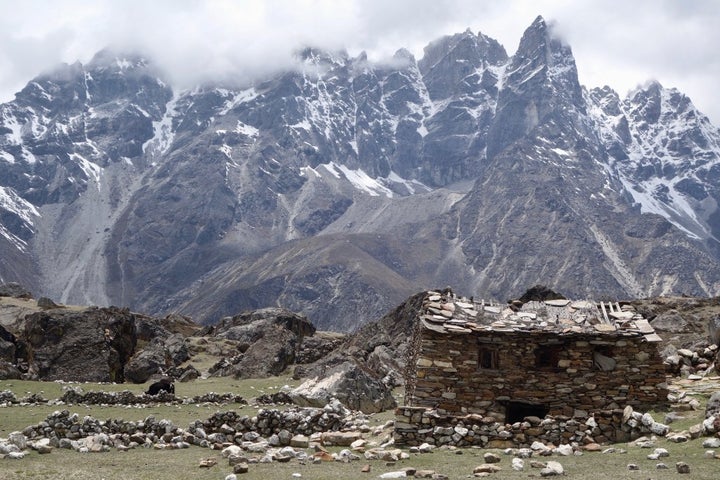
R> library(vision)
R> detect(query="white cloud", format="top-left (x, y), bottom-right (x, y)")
top-left (0, 0), bottom-right (718, 123)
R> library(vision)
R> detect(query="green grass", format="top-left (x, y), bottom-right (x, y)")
top-left (1, 378), bottom-right (720, 479)
top-left (0, 376), bottom-right (300, 438)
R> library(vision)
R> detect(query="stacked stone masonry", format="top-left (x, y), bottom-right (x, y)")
top-left (397, 290), bottom-right (670, 447)
top-left (394, 406), bottom-right (664, 447)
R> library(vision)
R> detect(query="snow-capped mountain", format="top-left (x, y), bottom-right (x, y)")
top-left (2, 16), bottom-right (720, 330)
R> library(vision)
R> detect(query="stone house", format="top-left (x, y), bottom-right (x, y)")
top-left (396, 289), bottom-right (669, 446)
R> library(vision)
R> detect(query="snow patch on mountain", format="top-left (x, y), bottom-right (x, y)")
top-left (235, 121), bottom-right (258, 137)
top-left (0, 151), bottom-right (15, 164)
top-left (72, 153), bottom-right (103, 189)
top-left (2, 111), bottom-right (24, 145)
top-left (0, 185), bottom-right (40, 252)
top-left (143, 93), bottom-right (179, 157)
top-left (218, 87), bottom-right (259, 115)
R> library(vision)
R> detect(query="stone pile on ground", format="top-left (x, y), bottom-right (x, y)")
top-left (663, 342), bottom-right (718, 377)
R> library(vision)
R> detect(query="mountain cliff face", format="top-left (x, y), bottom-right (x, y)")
top-left (2, 16), bottom-right (720, 330)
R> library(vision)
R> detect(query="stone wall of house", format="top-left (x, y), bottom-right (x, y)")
top-left (394, 405), bottom-right (668, 447)
top-left (408, 330), bottom-right (668, 418)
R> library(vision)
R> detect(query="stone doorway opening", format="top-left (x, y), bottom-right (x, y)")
top-left (505, 401), bottom-right (548, 424)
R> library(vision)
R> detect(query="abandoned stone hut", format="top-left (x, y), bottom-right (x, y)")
top-left (396, 289), bottom-right (669, 446)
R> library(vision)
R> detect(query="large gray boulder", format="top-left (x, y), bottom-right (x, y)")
top-left (0, 325), bottom-right (17, 362)
top-left (209, 308), bottom-right (315, 379)
top-left (651, 310), bottom-right (691, 334)
top-left (0, 359), bottom-right (21, 380)
top-left (20, 307), bottom-right (137, 382)
top-left (123, 338), bottom-right (170, 383)
top-left (289, 361), bottom-right (396, 413)
top-left (709, 315), bottom-right (720, 346)
top-left (124, 333), bottom-right (190, 383)
top-left (706, 392), bottom-right (720, 419)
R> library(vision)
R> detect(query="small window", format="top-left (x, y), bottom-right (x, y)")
top-left (593, 346), bottom-right (616, 371)
top-left (478, 346), bottom-right (499, 370)
top-left (535, 345), bottom-right (562, 370)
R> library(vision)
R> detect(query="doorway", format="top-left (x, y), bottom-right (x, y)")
top-left (505, 401), bottom-right (548, 424)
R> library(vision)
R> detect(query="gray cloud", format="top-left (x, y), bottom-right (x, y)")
top-left (0, 0), bottom-right (718, 123)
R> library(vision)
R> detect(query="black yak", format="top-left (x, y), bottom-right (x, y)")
top-left (146, 378), bottom-right (175, 395)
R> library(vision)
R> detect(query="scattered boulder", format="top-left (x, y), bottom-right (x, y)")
top-left (473, 464), bottom-right (501, 474)
top-left (290, 361), bottom-right (396, 413)
top-left (36, 297), bottom-right (59, 309)
top-left (0, 324), bottom-right (18, 362)
top-left (515, 285), bottom-right (566, 305)
top-left (709, 315), bottom-right (720, 346)
top-left (19, 307), bottom-right (137, 382)
top-left (483, 452), bottom-right (501, 463)
top-left (208, 308), bottom-right (315, 378)
top-left (706, 392), bottom-right (720, 419)
top-left (0, 359), bottom-right (21, 380)
top-left (540, 461), bottom-right (564, 477)
top-left (176, 364), bottom-right (200, 382)
top-left (124, 338), bottom-right (170, 383)
top-left (651, 310), bottom-right (690, 333)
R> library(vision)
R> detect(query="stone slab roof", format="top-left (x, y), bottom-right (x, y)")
top-left (419, 290), bottom-right (662, 342)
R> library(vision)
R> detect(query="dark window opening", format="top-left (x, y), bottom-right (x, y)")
top-left (506, 401), bottom-right (549, 424)
top-left (535, 345), bottom-right (562, 370)
top-left (593, 345), bottom-right (617, 371)
top-left (478, 346), bottom-right (499, 370)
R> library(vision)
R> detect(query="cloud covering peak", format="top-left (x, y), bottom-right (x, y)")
top-left (1, 0), bottom-right (719, 123)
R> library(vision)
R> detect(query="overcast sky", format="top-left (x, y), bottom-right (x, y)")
top-left (1, 0), bottom-right (718, 123)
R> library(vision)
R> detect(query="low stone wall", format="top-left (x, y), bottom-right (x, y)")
top-left (59, 388), bottom-right (246, 406)
top-left (19, 400), bottom-right (367, 449)
top-left (394, 406), bottom-right (670, 448)
top-left (191, 400), bottom-right (368, 439)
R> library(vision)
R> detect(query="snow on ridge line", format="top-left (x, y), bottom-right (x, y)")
top-left (301, 162), bottom-right (431, 198)
top-left (0, 224), bottom-right (29, 252)
top-left (618, 175), bottom-right (703, 240)
top-left (0, 186), bottom-right (40, 225)
top-left (71, 153), bottom-right (103, 189)
top-left (218, 87), bottom-right (259, 116)
top-left (0, 151), bottom-right (15, 164)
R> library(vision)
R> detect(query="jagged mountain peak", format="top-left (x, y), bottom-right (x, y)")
top-left (295, 46), bottom-right (349, 67)
top-left (486, 15), bottom-right (584, 160)
top-left (512, 14), bottom-right (581, 95)
top-left (87, 48), bottom-right (150, 72)
top-left (419, 27), bottom-right (508, 74)
top-left (2, 17), bottom-right (720, 331)
top-left (417, 27), bottom-right (507, 102)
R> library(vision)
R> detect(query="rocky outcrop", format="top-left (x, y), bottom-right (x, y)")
top-left (0, 283), bottom-right (32, 299)
top-left (290, 361), bottom-right (396, 413)
top-left (299, 292), bottom-right (426, 382)
top-left (0, 324), bottom-right (18, 362)
top-left (206, 308), bottom-right (315, 378)
top-left (19, 307), bottom-right (137, 382)
top-left (287, 292), bottom-right (428, 412)
top-left (124, 333), bottom-right (191, 383)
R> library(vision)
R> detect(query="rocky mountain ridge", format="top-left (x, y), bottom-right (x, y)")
top-left (2, 16), bottom-right (720, 330)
